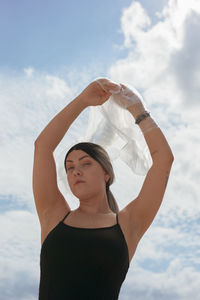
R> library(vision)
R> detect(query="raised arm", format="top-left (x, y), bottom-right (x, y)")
top-left (128, 101), bottom-right (174, 162)
top-left (123, 97), bottom-right (174, 241)
top-left (33, 78), bottom-right (120, 227)
top-left (33, 95), bottom-right (88, 227)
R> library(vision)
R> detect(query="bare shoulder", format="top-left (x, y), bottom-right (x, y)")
top-left (40, 199), bottom-right (71, 246)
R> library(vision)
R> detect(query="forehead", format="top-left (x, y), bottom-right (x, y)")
top-left (66, 150), bottom-right (92, 162)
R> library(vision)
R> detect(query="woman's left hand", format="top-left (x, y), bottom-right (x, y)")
top-left (115, 83), bottom-right (144, 110)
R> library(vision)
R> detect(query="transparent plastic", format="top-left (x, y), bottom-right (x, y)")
top-left (78, 77), bottom-right (153, 175)
top-left (95, 77), bottom-right (142, 109)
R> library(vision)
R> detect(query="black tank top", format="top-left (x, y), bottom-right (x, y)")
top-left (39, 211), bottom-right (129, 300)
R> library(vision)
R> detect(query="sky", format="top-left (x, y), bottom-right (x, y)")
top-left (0, 0), bottom-right (200, 299)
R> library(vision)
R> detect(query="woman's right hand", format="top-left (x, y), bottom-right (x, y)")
top-left (79, 77), bottom-right (121, 107)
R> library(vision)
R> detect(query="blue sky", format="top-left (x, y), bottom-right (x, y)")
top-left (0, 0), bottom-right (130, 72)
top-left (0, 0), bottom-right (167, 72)
top-left (1, 0), bottom-right (200, 299)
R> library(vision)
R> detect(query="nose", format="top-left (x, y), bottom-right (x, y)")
top-left (72, 166), bottom-right (83, 176)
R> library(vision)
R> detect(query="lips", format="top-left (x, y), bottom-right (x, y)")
top-left (75, 180), bottom-right (85, 185)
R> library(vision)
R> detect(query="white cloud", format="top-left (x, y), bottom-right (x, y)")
top-left (0, 210), bottom-right (40, 300)
top-left (109, 0), bottom-right (200, 299)
top-left (109, 0), bottom-right (200, 118)
top-left (169, 9), bottom-right (200, 106)
top-left (45, 75), bottom-right (71, 98)
top-left (24, 67), bottom-right (35, 78)
top-left (121, 1), bottom-right (151, 48)
top-left (0, 70), bottom-right (84, 202)
top-left (121, 263), bottom-right (200, 300)
top-left (108, 0), bottom-right (200, 215)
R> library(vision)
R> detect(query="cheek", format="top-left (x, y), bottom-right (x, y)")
top-left (88, 169), bottom-right (104, 186)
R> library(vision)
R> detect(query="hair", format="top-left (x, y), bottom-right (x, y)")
top-left (64, 142), bottom-right (119, 214)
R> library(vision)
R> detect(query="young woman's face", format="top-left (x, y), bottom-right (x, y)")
top-left (65, 150), bottom-right (108, 199)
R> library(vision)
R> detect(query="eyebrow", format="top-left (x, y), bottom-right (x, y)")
top-left (66, 155), bottom-right (90, 163)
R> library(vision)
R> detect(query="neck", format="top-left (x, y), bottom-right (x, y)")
top-left (76, 207), bottom-right (112, 216)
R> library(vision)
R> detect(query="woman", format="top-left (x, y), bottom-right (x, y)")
top-left (33, 78), bottom-right (174, 299)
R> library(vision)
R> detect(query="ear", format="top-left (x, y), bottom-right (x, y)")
top-left (105, 174), bottom-right (110, 183)
top-left (102, 168), bottom-right (110, 182)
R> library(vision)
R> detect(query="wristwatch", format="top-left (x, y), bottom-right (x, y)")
top-left (135, 111), bottom-right (150, 124)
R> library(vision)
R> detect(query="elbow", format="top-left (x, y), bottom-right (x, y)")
top-left (165, 145), bottom-right (175, 163)
top-left (34, 139), bottom-right (40, 147)
top-left (167, 149), bottom-right (175, 163)
top-left (153, 151), bottom-right (174, 166)
top-left (34, 138), bottom-right (45, 149)
top-left (164, 152), bottom-right (175, 164)
top-left (167, 155), bottom-right (174, 166)
top-left (34, 137), bottom-right (45, 146)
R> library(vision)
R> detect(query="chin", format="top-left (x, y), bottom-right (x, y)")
top-left (75, 188), bottom-right (96, 200)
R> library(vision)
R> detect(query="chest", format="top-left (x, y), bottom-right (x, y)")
top-left (41, 210), bottom-right (139, 266)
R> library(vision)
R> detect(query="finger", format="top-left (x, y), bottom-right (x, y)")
top-left (95, 80), bottom-right (107, 92)
top-left (110, 83), bottom-right (120, 89)
top-left (120, 83), bottom-right (126, 89)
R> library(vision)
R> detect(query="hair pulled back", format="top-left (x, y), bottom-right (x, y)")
top-left (64, 142), bottom-right (119, 213)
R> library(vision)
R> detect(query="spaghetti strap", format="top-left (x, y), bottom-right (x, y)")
top-left (116, 213), bottom-right (119, 224)
top-left (61, 211), bottom-right (71, 222)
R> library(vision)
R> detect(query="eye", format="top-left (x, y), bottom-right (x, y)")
top-left (67, 162), bottom-right (90, 171)
top-left (82, 162), bottom-right (91, 168)
top-left (67, 167), bottom-right (74, 170)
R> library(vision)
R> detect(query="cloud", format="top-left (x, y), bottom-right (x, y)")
top-left (109, 0), bottom-right (200, 299)
top-left (45, 75), bottom-right (71, 98)
top-left (108, 0), bottom-right (200, 215)
top-left (0, 210), bottom-right (40, 300)
top-left (169, 10), bottom-right (200, 106)
top-left (0, 69), bottom-right (79, 203)
top-left (24, 67), bottom-right (35, 78)
top-left (109, 0), bottom-right (200, 120)
top-left (120, 1), bottom-right (151, 48)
